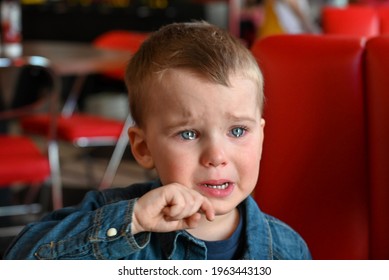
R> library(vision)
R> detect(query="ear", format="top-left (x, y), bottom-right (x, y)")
top-left (260, 118), bottom-right (265, 144)
top-left (128, 126), bottom-right (155, 169)
top-left (260, 118), bottom-right (265, 131)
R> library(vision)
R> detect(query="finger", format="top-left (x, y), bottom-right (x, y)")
top-left (199, 197), bottom-right (215, 221)
top-left (170, 188), bottom-right (215, 222)
top-left (183, 212), bottom-right (202, 229)
top-left (162, 198), bottom-right (199, 220)
top-left (161, 212), bottom-right (201, 231)
top-left (163, 187), bottom-right (201, 219)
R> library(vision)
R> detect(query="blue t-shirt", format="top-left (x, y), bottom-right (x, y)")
top-left (204, 211), bottom-right (244, 260)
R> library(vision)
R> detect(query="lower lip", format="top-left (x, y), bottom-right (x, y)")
top-left (198, 183), bottom-right (235, 198)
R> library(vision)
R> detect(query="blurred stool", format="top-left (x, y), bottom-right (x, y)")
top-left (0, 56), bottom-right (61, 231)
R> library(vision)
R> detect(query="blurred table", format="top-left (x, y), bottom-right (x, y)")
top-left (22, 40), bottom-right (131, 76)
top-left (22, 40), bottom-right (132, 115)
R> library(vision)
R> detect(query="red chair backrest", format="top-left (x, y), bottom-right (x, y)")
top-left (93, 30), bottom-right (149, 80)
top-left (251, 35), bottom-right (370, 259)
top-left (365, 35), bottom-right (389, 260)
top-left (377, 5), bottom-right (389, 34)
top-left (358, 0), bottom-right (389, 5)
top-left (322, 6), bottom-right (379, 37)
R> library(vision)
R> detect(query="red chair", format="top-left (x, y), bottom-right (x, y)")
top-left (19, 31), bottom-right (149, 193)
top-left (357, 0), bottom-right (389, 5)
top-left (93, 30), bottom-right (149, 189)
top-left (377, 5), bottom-right (389, 34)
top-left (93, 30), bottom-right (149, 80)
top-left (0, 56), bottom-right (62, 219)
top-left (20, 97), bottom-right (125, 198)
top-left (322, 5), bottom-right (379, 37)
top-left (365, 36), bottom-right (389, 260)
top-left (251, 35), bottom-right (369, 259)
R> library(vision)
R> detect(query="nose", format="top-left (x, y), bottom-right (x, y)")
top-left (200, 139), bottom-right (227, 168)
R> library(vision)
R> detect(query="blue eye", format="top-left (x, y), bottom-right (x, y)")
top-left (180, 130), bottom-right (197, 140)
top-left (231, 127), bottom-right (246, 138)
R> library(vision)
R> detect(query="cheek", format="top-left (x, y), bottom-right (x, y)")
top-left (153, 146), bottom-right (195, 183)
top-left (236, 137), bottom-right (262, 179)
top-left (238, 152), bottom-right (261, 179)
top-left (240, 133), bottom-right (263, 158)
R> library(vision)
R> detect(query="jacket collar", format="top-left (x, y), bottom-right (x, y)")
top-left (156, 196), bottom-right (274, 260)
top-left (241, 196), bottom-right (274, 259)
top-left (158, 230), bottom-right (207, 260)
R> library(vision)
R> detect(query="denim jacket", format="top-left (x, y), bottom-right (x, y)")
top-left (4, 181), bottom-right (311, 260)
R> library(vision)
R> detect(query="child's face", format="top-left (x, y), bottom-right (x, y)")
top-left (131, 69), bottom-right (265, 216)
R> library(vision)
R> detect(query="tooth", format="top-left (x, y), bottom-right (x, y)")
top-left (204, 183), bottom-right (229, 189)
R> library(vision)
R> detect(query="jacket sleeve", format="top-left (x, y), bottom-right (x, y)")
top-left (3, 190), bottom-right (151, 260)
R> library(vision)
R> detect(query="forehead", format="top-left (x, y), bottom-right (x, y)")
top-left (144, 69), bottom-right (261, 121)
top-left (152, 69), bottom-right (261, 105)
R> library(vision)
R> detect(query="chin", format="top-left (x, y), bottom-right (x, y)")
top-left (212, 193), bottom-right (246, 208)
top-left (212, 203), bottom-right (240, 217)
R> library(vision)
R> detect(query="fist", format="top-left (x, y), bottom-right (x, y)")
top-left (131, 183), bottom-right (215, 234)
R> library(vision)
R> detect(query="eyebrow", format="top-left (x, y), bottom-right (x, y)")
top-left (163, 118), bottom-right (195, 132)
top-left (162, 112), bottom-right (259, 132)
top-left (225, 113), bottom-right (259, 124)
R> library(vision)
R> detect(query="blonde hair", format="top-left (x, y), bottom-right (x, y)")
top-left (125, 21), bottom-right (264, 127)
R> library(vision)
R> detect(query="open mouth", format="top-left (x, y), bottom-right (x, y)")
top-left (202, 182), bottom-right (230, 190)
top-left (198, 181), bottom-right (234, 198)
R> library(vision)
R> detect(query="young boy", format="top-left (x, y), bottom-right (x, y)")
top-left (4, 21), bottom-right (311, 260)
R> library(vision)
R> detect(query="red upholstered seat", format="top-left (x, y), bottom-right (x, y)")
top-left (0, 136), bottom-right (50, 185)
top-left (93, 30), bottom-right (149, 80)
top-left (21, 114), bottom-right (123, 144)
top-left (251, 35), bottom-right (369, 259)
top-left (377, 5), bottom-right (389, 34)
top-left (0, 56), bottom-right (62, 214)
top-left (365, 36), bottom-right (389, 260)
top-left (322, 5), bottom-right (379, 37)
top-left (17, 31), bottom-right (146, 193)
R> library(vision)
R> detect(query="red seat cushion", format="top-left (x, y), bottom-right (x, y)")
top-left (322, 6), bottom-right (379, 37)
top-left (377, 6), bottom-right (389, 34)
top-left (0, 135), bottom-right (50, 186)
top-left (20, 113), bottom-right (124, 143)
top-left (93, 30), bottom-right (148, 80)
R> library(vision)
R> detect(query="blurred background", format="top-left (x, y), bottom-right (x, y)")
top-left (1, 0), bottom-right (388, 259)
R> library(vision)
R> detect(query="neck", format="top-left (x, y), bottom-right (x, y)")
top-left (187, 208), bottom-right (240, 241)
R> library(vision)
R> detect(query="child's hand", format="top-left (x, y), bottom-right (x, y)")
top-left (131, 183), bottom-right (215, 234)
